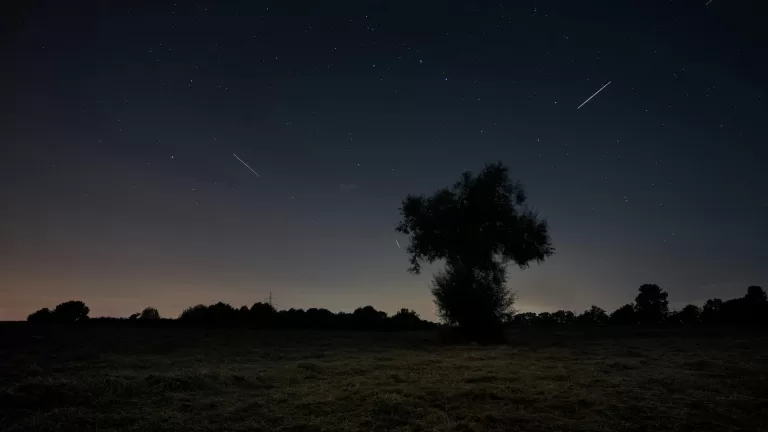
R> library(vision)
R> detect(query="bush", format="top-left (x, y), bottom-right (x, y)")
top-left (51, 301), bottom-right (90, 323)
top-left (27, 308), bottom-right (53, 324)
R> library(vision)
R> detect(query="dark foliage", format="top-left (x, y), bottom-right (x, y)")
top-left (719, 286), bottom-right (767, 325)
top-left (530, 310), bottom-right (576, 327)
top-left (746, 285), bottom-right (767, 303)
top-left (391, 308), bottom-right (425, 329)
top-left (609, 304), bottom-right (637, 325)
top-left (27, 307), bottom-right (53, 323)
top-left (397, 162), bottom-right (553, 338)
top-left (26, 303), bottom-right (435, 331)
top-left (52, 301), bottom-right (90, 323)
top-left (27, 301), bottom-right (90, 324)
top-left (702, 298), bottom-right (723, 324)
top-left (178, 302), bottom-right (239, 328)
top-left (669, 304), bottom-right (702, 325)
top-left (552, 310), bottom-right (576, 325)
top-left (634, 284), bottom-right (669, 324)
top-left (171, 302), bottom-right (434, 331)
top-left (430, 261), bottom-right (514, 335)
top-left (507, 285), bottom-right (766, 330)
top-left (139, 307), bottom-right (160, 320)
top-left (510, 311), bottom-right (537, 326)
top-left (82, 317), bottom-right (179, 328)
top-left (576, 306), bottom-right (609, 326)
top-left (23, 286), bottom-right (767, 335)
top-left (696, 287), bottom-right (767, 326)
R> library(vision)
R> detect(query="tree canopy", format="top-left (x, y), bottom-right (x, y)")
top-left (396, 162), bottom-right (553, 337)
top-left (140, 307), bottom-right (160, 320)
top-left (745, 286), bottom-right (767, 303)
top-left (52, 301), bottom-right (90, 323)
top-left (635, 284), bottom-right (669, 324)
top-left (577, 305), bottom-right (609, 325)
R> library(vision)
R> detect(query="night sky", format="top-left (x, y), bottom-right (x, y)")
top-left (2, 0), bottom-right (767, 321)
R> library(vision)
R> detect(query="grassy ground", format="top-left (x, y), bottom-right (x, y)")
top-left (2, 325), bottom-right (767, 432)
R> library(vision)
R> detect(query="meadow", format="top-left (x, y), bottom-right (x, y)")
top-left (2, 325), bottom-right (767, 431)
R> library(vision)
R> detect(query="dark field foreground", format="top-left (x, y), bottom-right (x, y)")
top-left (2, 326), bottom-right (767, 432)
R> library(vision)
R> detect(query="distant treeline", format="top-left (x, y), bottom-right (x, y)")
top-left (25, 284), bottom-right (767, 331)
top-left (509, 284), bottom-right (768, 328)
top-left (26, 302), bottom-right (436, 331)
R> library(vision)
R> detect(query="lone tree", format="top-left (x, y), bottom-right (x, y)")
top-left (634, 284), bottom-right (669, 324)
top-left (396, 162), bottom-right (553, 339)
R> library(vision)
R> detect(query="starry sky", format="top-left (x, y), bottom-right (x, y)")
top-left (2, 0), bottom-right (767, 321)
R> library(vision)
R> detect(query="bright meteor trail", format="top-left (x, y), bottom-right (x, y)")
top-left (233, 153), bottom-right (261, 177)
top-left (577, 81), bottom-right (612, 110)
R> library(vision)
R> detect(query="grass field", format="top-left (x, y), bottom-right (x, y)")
top-left (2, 325), bottom-right (767, 431)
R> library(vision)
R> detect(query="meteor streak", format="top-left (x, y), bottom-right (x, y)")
top-left (233, 153), bottom-right (261, 177)
top-left (577, 81), bottom-right (612, 110)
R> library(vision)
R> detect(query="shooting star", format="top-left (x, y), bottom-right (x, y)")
top-left (705, 0), bottom-right (714, 5)
top-left (577, 81), bottom-right (612, 110)
top-left (232, 153), bottom-right (261, 178)
top-left (395, 239), bottom-right (401, 249)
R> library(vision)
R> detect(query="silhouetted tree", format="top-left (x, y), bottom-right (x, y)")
top-left (552, 310), bottom-right (576, 325)
top-left (510, 311), bottom-right (537, 326)
top-left (701, 298), bottom-right (723, 324)
top-left (634, 284), bottom-right (669, 324)
top-left (178, 302), bottom-right (241, 327)
top-left (396, 162), bottom-right (553, 339)
top-left (714, 286), bottom-right (768, 326)
top-left (178, 304), bottom-right (208, 324)
top-left (745, 286), bottom-right (767, 303)
top-left (720, 298), bottom-right (748, 324)
top-left (27, 308), bottom-right (53, 323)
top-left (304, 308), bottom-right (337, 329)
top-left (237, 305), bottom-right (250, 326)
top-left (249, 302), bottom-right (276, 328)
top-left (352, 306), bottom-right (388, 330)
top-left (576, 305), bottom-right (609, 326)
top-left (51, 301), bottom-right (90, 323)
top-left (140, 307), bottom-right (160, 320)
top-left (209, 302), bottom-right (238, 327)
top-left (430, 262), bottom-right (515, 337)
top-left (675, 304), bottom-right (701, 325)
top-left (609, 304), bottom-right (637, 325)
top-left (532, 310), bottom-right (575, 326)
top-left (26, 299), bottom-right (436, 331)
top-left (277, 308), bottom-right (306, 329)
top-left (500, 311), bottom-right (516, 324)
top-left (536, 312), bottom-right (557, 326)
top-left (667, 305), bottom-right (695, 326)
top-left (391, 308), bottom-right (428, 330)
top-left (743, 286), bottom-right (768, 326)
